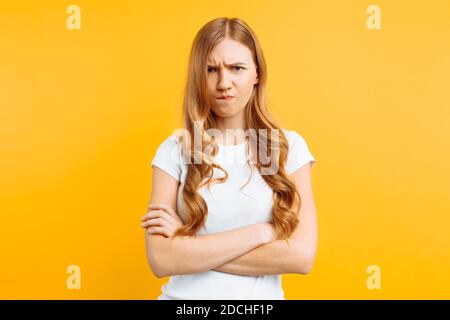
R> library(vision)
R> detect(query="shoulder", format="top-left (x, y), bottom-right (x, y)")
top-left (282, 128), bottom-right (308, 146)
top-left (281, 128), bottom-right (316, 173)
top-left (154, 131), bottom-right (182, 155)
top-left (151, 131), bottom-right (184, 181)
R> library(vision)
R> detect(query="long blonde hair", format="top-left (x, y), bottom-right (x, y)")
top-left (172, 17), bottom-right (301, 242)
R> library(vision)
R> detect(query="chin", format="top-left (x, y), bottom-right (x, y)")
top-left (213, 108), bottom-right (240, 118)
top-left (213, 104), bottom-right (245, 116)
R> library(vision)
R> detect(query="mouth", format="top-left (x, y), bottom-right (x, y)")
top-left (216, 96), bottom-right (235, 101)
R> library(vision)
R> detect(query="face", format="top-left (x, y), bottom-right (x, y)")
top-left (206, 38), bottom-right (259, 119)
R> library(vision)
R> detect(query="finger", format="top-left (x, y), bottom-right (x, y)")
top-left (148, 203), bottom-right (178, 218)
top-left (141, 217), bottom-right (168, 228)
top-left (148, 204), bottom-right (175, 217)
top-left (141, 209), bottom-right (175, 223)
top-left (148, 226), bottom-right (170, 238)
top-left (140, 211), bottom-right (155, 222)
top-left (142, 208), bottom-right (170, 219)
top-left (140, 209), bottom-right (162, 221)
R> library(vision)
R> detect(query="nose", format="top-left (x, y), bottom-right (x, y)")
top-left (217, 69), bottom-right (232, 91)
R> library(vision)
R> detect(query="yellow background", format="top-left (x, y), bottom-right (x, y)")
top-left (1, 0), bottom-right (449, 299)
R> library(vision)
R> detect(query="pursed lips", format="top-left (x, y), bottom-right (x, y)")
top-left (216, 95), bottom-right (234, 100)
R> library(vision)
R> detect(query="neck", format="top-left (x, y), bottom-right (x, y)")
top-left (214, 112), bottom-right (247, 145)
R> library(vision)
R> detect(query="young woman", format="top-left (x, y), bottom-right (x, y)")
top-left (141, 17), bottom-right (318, 300)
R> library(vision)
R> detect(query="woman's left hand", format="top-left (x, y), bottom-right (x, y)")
top-left (140, 203), bottom-right (184, 237)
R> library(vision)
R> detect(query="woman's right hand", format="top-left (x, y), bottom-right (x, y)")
top-left (140, 203), bottom-right (184, 238)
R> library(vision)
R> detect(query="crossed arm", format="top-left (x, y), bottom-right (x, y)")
top-left (212, 162), bottom-right (317, 276)
top-left (144, 162), bottom-right (317, 278)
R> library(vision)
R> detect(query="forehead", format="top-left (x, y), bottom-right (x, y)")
top-left (207, 38), bottom-right (254, 64)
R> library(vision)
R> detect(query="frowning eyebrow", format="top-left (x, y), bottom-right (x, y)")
top-left (207, 61), bottom-right (248, 66)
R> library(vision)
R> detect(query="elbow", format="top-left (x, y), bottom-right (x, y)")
top-left (298, 260), bottom-right (314, 275)
top-left (147, 254), bottom-right (170, 278)
top-left (294, 247), bottom-right (316, 275)
top-left (153, 268), bottom-right (169, 279)
top-left (145, 233), bottom-right (175, 278)
top-left (146, 244), bottom-right (172, 278)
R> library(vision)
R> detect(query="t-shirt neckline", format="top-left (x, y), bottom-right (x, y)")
top-left (217, 141), bottom-right (248, 149)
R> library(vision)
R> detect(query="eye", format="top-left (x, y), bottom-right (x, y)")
top-left (207, 66), bottom-right (216, 73)
top-left (233, 66), bottom-right (244, 71)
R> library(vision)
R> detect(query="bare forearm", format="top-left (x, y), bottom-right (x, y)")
top-left (212, 238), bottom-right (302, 276)
top-left (213, 207), bottom-right (318, 276)
top-left (148, 223), bottom-right (272, 277)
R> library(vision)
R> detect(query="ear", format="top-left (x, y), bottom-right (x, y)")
top-left (255, 67), bottom-right (259, 85)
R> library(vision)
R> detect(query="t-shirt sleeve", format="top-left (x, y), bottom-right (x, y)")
top-left (285, 130), bottom-right (316, 174)
top-left (151, 135), bottom-right (182, 182)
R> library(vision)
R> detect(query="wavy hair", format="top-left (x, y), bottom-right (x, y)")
top-left (172, 17), bottom-right (301, 242)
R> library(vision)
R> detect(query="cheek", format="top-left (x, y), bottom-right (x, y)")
top-left (235, 77), bottom-right (256, 98)
top-left (206, 79), bottom-right (215, 93)
top-left (238, 74), bottom-right (256, 89)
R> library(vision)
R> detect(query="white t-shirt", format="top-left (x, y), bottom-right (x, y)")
top-left (150, 129), bottom-right (316, 300)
